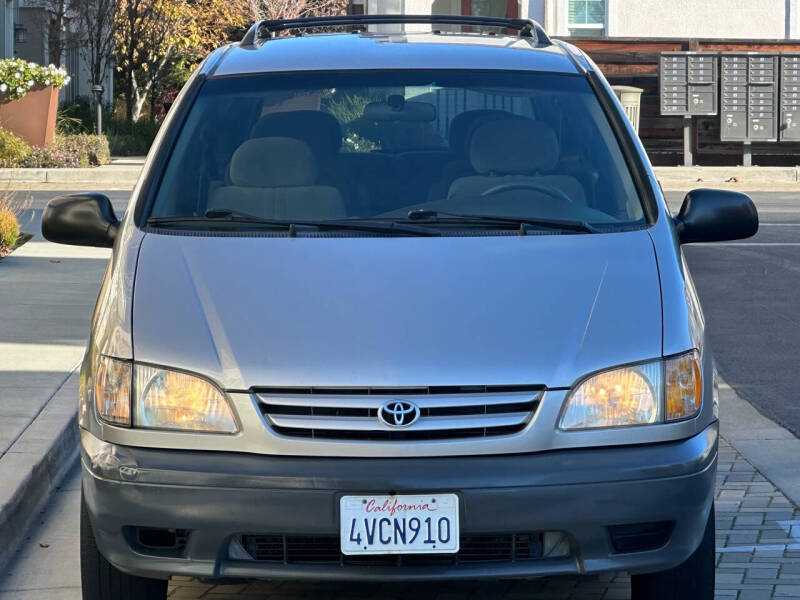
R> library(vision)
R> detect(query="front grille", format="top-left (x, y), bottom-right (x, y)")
top-left (255, 385), bottom-right (543, 441)
top-left (239, 533), bottom-right (544, 565)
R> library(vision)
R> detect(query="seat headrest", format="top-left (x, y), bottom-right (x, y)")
top-left (230, 137), bottom-right (317, 187)
top-left (469, 119), bottom-right (560, 174)
top-left (251, 110), bottom-right (342, 157)
top-left (448, 110), bottom-right (526, 159)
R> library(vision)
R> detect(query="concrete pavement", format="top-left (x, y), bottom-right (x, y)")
top-left (0, 191), bottom-right (128, 566)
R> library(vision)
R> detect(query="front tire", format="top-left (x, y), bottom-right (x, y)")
top-left (80, 490), bottom-right (168, 600)
top-left (630, 503), bottom-right (715, 600)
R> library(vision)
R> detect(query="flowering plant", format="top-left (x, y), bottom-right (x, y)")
top-left (0, 59), bottom-right (71, 102)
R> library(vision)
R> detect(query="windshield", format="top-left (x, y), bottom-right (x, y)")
top-left (149, 70), bottom-right (646, 233)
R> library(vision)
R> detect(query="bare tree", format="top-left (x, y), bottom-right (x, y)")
top-left (74, 0), bottom-right (116, 88)
top-left (246, 0), bottom-right (346, 25)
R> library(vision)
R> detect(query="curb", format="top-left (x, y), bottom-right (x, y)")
top-left (653, 166), bottom-right (800, 185)
top-left (718, 381), bottom-right (800, 509)
top-left (0, 368), bottom-right (79, 570)
top-left (0, 167), bottom-right (141, 185)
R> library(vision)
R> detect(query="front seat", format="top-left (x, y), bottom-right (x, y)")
top-left (427, 110), bottom-right (529, 202)
top-left (447, 119), bottom-right (586, 207)
top-left (209, 137), bottom-right (346, 220)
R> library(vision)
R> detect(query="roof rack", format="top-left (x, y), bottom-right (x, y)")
top-left (241, 14), bottom-right (551, 46)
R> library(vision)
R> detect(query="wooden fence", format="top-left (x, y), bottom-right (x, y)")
top-left (568, 37), bottom-right (800, 166)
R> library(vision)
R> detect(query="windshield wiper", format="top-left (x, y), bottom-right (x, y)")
top-left (147, 209), bottom-right (441, 237)
top-left (404, 209), bottom-right (598, 234)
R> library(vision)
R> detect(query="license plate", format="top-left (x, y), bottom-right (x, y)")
top-left (340, 494), bottom-right (459, 555)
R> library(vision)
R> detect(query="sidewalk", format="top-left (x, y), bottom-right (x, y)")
top-left (653, 166), bottom-right (800, 191)
top-left (0, 199), bottom-right (114, 567)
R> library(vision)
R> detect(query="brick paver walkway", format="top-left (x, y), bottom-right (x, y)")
top-left (167, 438), bottom-right (800, 600)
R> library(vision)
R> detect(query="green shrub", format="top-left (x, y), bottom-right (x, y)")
top-left (107, 118), bottom-right (160, 156)
top-left (0, 128), bottom-right (30, 166)
top-left (0, 207), bottom-right (19, 248)
top-left (19, 146), bottom-right (79, 168)
top-left (54, 134), bottom-right (111, 166)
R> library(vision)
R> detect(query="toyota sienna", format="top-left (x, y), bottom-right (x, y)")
top-left (41, 14), bottom-right (759, 600)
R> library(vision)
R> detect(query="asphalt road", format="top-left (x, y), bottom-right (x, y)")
top-left (664, 191), bottom-right (800, 438)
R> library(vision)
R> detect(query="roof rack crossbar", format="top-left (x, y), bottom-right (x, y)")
top-left (241, 14), bottom-right (551, 46)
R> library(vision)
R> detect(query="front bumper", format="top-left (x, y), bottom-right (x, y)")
top-left (81, 423), bottom-right (717, 581)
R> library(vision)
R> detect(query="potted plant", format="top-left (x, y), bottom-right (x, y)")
top-left (0, 60), bottom-right (70, 147)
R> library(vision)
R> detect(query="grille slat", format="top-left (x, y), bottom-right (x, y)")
top-left (257, 386), bottom-right (542, 442)
top-left (239, 533), bottom-right (547, 565)
top-left (267, 412), bottom-right (531, 432)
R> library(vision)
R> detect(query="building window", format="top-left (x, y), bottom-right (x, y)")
top-left (347, 0), bottom-right (365, 14)
top-left (568, 0), bottom-right (605, 36)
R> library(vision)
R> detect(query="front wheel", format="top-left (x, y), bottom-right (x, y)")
top-left (630, 503), bottom-right (715, 600)
top-left (80, 490), bottom-right (168, 600)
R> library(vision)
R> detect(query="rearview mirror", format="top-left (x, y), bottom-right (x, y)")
top-left (42, 193), bottom-right (119, 248)
top-left (674, 188), bottom-right (758, 244)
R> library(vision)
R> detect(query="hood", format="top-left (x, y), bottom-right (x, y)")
top-left (132, 231), bottom-right (662, 390)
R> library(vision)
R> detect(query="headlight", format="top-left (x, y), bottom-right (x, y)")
top-left (94, 355), bottom-right (132, 426)
top-left (134, 364), bottom-right (238, 433)
top-left (560, 351), bottom-right (702, 431)
top-left (560, 361), bottom-right (661, 430)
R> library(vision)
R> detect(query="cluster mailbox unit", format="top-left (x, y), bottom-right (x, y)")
top-left (659, 52), bottom-right (719, 115)
top-left (658, 50), bottom-right (800, 164)
top-left (781, 55), bottom-right (800, 141)
top-left (720, 53), bottom-right (779, 149)
top-left (659, 52), bottom-right (719, 165)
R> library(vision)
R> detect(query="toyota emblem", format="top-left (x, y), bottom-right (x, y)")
top-left (378, 400), bottom-right (421, 428)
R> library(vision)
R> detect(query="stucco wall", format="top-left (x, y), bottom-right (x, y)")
top-left (530, 0), bottom-right (800, 39)
top-left (608, 0), bottom-right (789, 39)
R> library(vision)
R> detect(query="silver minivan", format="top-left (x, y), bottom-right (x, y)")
top-left (43, 15), bottom-right (758, 600)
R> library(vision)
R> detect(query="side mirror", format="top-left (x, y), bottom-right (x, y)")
top-left (674, 188), bottom-right (758, 244)
top-left (42, 193), bottom-right (119, 248)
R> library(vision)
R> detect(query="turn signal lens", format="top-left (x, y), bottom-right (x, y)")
top-left (665, 351), bottom-right (702, 421)
top-left (560, 362), bottom-right (661, 430)
top-left (134, 365), bottom-right (237, 433)
top-left (94, 356), bottom-right (132, 426)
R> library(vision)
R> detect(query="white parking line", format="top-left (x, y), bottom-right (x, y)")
top-left (712, 243), bottom-right (800, 246)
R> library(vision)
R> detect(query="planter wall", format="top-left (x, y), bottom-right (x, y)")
top-left (0, 86), bottom-right (58, 147)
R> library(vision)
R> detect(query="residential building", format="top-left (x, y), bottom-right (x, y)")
top-left (531, 0), bottom-right (800, 39)
top-left (353, 0), bottom-right (800, 39)
top-left (356, 0), bottom-right (528, 28)
top-left (13, 0), bottom-right (113, 104)
top-left (2, 0), bottom-right (17, 58)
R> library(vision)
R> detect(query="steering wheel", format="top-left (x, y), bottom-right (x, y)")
top-left (480, 181), bottom-right (574, 205)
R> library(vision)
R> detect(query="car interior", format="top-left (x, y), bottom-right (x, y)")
top-left (154, 80), bottom-right (644, 225)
